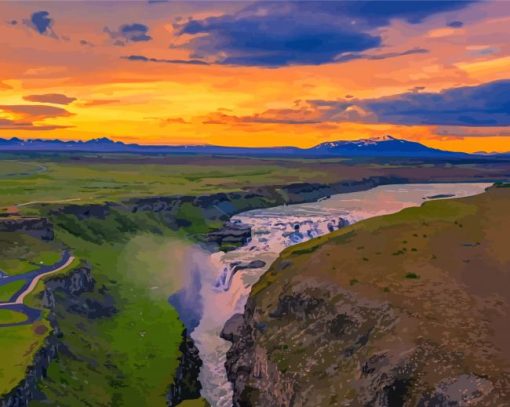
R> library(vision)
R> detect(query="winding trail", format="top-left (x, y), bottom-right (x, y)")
top-left (17, 198), bottom-right (81, 208)
top-left (0, 252), bottom-right (75, 327)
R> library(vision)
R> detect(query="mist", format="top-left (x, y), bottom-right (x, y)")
top-left (118, 234), bottom-right (215, 330)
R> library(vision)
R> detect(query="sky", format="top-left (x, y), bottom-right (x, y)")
top-left (0, 0), bottom-right (509, 153)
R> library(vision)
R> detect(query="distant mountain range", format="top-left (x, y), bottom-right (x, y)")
top-left (0, 135), bottom-right (493, 158)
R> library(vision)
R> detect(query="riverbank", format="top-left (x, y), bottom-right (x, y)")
top-left (223, 184), bottom-right (510, 406)
top-left (192, 183), bottom-right (490, 406)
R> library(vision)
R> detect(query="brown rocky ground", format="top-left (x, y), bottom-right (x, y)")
top-left (224, 185), bottom-right (510, 406)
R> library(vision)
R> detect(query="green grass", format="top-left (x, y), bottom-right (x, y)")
top-left (1, 153), bottom-right (502, 213)
top-left (0, 156), bottom-right (332, 210)
top-left (0, 280), bottom-right (25, 302)
top-left (0, 232), bottom-right (61, 276)
top-left (29, 210), bottom-right (189, 405)
top-left (0, 309), bottom-right (27, 324)
top-left (0, 255), bottom-right (78, 399)
top-left (0, 321), bottom-right (51, 396)
top-left (177, 398), bottom-right (210, 407)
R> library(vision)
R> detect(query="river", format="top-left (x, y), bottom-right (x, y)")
top-left (190, 182), bottom-right (491, 407)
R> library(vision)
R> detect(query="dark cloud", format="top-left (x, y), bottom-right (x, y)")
top-left (121, 23), bottom-right (151, 41)
top-left (409, 86), bottom-right (426, 93)
top-left (447, 20), bottom-right (464, 28)
top-left (0, 104), bottom-right (72, 120)
top-left (467, 45), bottom-right (498, 57)
top-left (24, 11), bottom-right (57, 38)
top-left (436, 126), bottom-right (510, 138)
top-left (23, 93), bottom-right (76, 105)
top-left (121, 55), bottom-right (209, 65)
top-left (80, 39), bottom-right (94, 47)
top-left (233, 80), bottom-right (510, 127)
top-left (31, 11), bottom-right (52, 34)
top-left (357, 80), bottom-right (510, 126)
top-left (0, 118), bottom-right (71, 131)
top-left (104, 23), bottom-right (152, 46)
top-left (337, 1), bottom-right (476, 25)
top-left (334, 47), bottom-right (428, 63)
top-left (174, 1), bottom-right (476, 67)
top-left (0, 104), bottom-right (73, 131)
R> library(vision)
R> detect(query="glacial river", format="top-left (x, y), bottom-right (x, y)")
top-left (190, 183), bottom-right (491, 407)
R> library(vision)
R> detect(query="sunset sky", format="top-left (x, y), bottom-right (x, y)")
top-left (1, 1), bottom-right (509, 152)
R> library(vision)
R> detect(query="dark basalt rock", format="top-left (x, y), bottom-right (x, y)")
top-left (1, 266), bottom-right (96, 407)
top-left (66, 296), bottom-right (117, 319)
top-left (0, 336), bottom-right (60, 407)
top-left (42, 267), bottom-right (117, 320)
top-left (221, 313), bottom-right (245, 342)
top-left (269, 292), bottom-right (326, 320)
top-left (55, 203), bottom-right (113, 220)
top-left (205, 221), bottom-right (252, 251)
top-left (167, 331), bottom-right (203, 406)
top-left (231, 260), bottom-right (266, 273)
top-left (338, 217), bottom-right (350, 228)
top-left (43, 265), bottom-right (95, 296)
top-left (0, 217), bottom-right (54, 241)
top-left (418, 375), bottom-right (494, 406)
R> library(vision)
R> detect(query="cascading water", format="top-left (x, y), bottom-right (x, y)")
top-left (190, 183), bottom-right (491, 407)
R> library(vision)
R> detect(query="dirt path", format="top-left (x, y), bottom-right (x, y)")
top-left (0, 256), bottom-right (75, 307)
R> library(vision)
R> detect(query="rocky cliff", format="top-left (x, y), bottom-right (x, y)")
top-left (168, 331), bottom-right (203, 406)
top-left (48, 176), bottom-right (406, 247)
top-left (223, 187), bottom-right (510, 406)
top-left (123, 176), bottom-right (407, 223)
top-left (0, 266), bottom-right (94, 407)
top-left (0, 217), bottom-right (54, 241)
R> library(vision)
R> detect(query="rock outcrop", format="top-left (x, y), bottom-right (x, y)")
top-left (0, 217), bottom-right (54, 240)
top-left (224, 277), bottom-right (506, 406)
top-left (231, 260), bottom-right (266, 273)
top-left (0, 336), bottom-right (60, 407)
top-left (204, 221), bottom-right (252, 251)
top-left (168, 331), bottom-right (203, 406)
top-left (42, 266), bottom-right (117, 319)
top-left (51, 176), bottom-right (406, 236)
top-left (0, 265), bottom-right (95, 407)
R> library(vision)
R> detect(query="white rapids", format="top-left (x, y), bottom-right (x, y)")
top-left (190, 182), bottom-right (491, 407)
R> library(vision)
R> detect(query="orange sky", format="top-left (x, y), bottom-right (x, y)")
top-left (1, 1), bottom-right (510, 153)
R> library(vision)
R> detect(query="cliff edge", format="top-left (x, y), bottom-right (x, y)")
top-left (224, 186), bottom-right (510, 406)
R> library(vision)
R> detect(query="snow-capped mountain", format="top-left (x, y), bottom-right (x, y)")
top-left (311, 135), bottom-right (466, 157)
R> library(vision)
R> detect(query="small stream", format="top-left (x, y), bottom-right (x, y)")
top-left (190, 183), bottom-right (491, 407)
